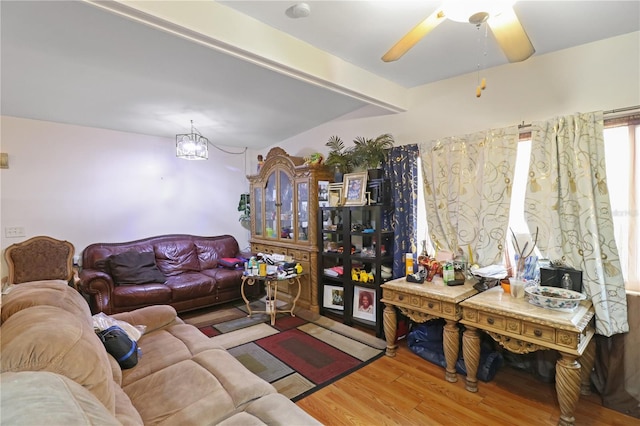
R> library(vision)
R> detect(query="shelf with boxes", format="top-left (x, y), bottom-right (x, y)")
top-left (318, 204), bottom-right (394, 337)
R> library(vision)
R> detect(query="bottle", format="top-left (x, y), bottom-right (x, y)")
top-left (443, 262), bottom-right (455, 284)
top-left (561, 273), bottom-right (573, 290)
top-left (405, 253), bottom-right (414, 276)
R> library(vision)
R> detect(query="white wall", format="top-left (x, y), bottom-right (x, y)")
top-left (0, 117), bottom-right (253, 271)
top-left (278, 32), bottom-right (640, 157)
top-left (1, 32), bottom-right (638, 276)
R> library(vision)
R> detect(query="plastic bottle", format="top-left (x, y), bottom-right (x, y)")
top-left (561, 273), bottom-right (573, 290)
top-left (443, 262), bottom-right (455, 284)
top-left (405, 253), bottom-right (414, 276)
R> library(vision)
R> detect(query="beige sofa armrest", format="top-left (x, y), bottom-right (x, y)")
top-left (110, 305), bottom-right (182, 333)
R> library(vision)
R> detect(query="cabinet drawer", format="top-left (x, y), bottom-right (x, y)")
top-left (478, 313), bottom-right (505, 330)
top-left (421, 298), bottom-right (441, 313)
top-left (522, 322), bottom-right (555, 343)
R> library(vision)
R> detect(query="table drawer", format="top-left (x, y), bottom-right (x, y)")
top-left (478, 312), bottom-right (505, 330)
top-left (522, 322), bottom-right (555, 343)
top-left (422, 298), bottom-right (441, 313)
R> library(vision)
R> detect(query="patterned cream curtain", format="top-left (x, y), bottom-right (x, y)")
top-left (525, 111), bottom-right (628, 336)
top-left (419, 126), bottom-right (519, 265)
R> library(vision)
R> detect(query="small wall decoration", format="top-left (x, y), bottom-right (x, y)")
top-left (323, 285), bottom-right (344, 310)
top-left (343, 172), bottom-right (368, 206)
top-left (353, 286), bottom-right (376, 322)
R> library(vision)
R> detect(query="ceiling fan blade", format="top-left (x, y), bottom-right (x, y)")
top-left (487, 7), bottom-right (535, 63)
top-left (382, 9), bottom-right (446, 62)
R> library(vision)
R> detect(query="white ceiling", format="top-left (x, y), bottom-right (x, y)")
top-left (2, 1), bottom-right (639, 149)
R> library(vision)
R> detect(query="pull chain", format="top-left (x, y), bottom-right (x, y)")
top-left (475, 24), bottom-right (488, 97)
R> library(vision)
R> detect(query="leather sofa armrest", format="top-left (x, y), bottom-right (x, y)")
top-left (79, 269), bottom-right (116, 314)
top-left (110, 305), bottom-right (180, 333)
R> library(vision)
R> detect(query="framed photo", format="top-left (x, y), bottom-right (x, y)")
top-left (353, 286), bottom-right (376, 322)
top-left (328, 183), bottom-right (343, 207)
top-left (318, 180), bottom-right (329, 207)
top-left (343, 172), bottom-right (368, 206)
top-left (323, 285), bottom-right (345, 310)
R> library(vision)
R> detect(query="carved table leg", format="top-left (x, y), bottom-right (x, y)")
top-left (556, 353), bottom-right (581, 426)
top-left (462, 326), bottom-right (480, 392)
top-left (383, 303), bottom-right (398, 357)
top-left (579, 339), bottom-right (596, 396)
top-left (241, 276), bottom-right (253, 316)
top-left (443, 319), bottom-right (460, 383)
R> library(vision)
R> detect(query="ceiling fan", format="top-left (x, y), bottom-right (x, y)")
top-left (382, 0), bottom-right (535, 63)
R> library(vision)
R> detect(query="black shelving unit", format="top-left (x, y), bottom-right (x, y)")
top-left (318, 204), bottom-right (394, 337)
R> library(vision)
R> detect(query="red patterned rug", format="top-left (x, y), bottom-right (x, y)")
top-left (180, 301), bottom-right (385, 401)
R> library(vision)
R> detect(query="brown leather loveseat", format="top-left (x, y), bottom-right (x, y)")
top-left (80, 234), bottom-right (253, 315)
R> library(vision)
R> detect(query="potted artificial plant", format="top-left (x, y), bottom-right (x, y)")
top-left (325, 135), bottom-right (355, 182)
top-left (351, 133), bottom-right (394, 179)
top-left (238, 193), bottom-right (250, 230)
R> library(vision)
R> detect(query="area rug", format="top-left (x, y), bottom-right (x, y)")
top-left (180, 299), bottom-right (386, 401)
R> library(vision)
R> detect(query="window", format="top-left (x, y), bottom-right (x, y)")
top-left (417, 118), bottom-right (639, 293)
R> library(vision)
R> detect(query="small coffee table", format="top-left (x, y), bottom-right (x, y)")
top-left (240, 274), bottom-right (303, 325)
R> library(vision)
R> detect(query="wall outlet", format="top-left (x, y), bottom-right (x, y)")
top-left (5, 226), bottom-right (26, 238)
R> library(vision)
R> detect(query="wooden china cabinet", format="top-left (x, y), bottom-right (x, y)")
top-left (248, 147), bottom-right (332, 313)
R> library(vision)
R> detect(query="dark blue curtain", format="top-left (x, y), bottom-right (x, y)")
top-left (383, 144), bottom-right (419, 279)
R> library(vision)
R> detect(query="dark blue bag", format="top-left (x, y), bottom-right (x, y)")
top-left (97, 325), bottom-right (140, 369)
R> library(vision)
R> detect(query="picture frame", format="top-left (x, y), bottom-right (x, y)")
top-left (342, 172), bottom-right (368, 206)
top-left (352, 286), bottom-right (376, 322)
top-left (323, 285), bottom-right (345, 310)
top-left (318, 180), bottom-right (329, 207)
top-left (328, 183), bottom-right (343, 207)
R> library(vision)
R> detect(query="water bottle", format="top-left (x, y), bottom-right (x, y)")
top-left (561, 273), bottom-right (573, 290)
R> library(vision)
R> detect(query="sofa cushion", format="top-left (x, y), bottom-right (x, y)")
top-left (218, 393), bottom-right (323, 426)
top-left (0, 280), bottom-right (92, 325)
top-left (112, 283), bottom-right (172, 309)
top-left (200, 268), bottom-right (245, 291)
top-left (0, 305), bottom-right (116, 413)
top-left (108, 250), bottom-right (167, 285)
top-left (194, 237), bottom-right (240, 270)
top-left (154, 241), bottom-right (200, 276)
top-left (121, 323), bottom-right (222, 387)
top-left (0, 372), bottom-right (122, 426)
top-left (164, 272), bottom-right (215, 302)
top-left (123, 349), bottom-right (275, 425)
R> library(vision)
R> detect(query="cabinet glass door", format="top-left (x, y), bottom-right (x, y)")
top-left (265, 172), bottom-right (277, 238)
top-left (297, 181), bottom-right (309, 241)
top-left (279, 171), bottom-right (293, 239)
top-left (254, 187), bottom-right (263, 236)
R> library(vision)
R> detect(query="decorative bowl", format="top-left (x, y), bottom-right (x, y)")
top-left (525, 285), bottom-right (586, 311)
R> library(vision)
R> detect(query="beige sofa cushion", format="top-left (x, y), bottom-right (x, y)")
top-left (218, 393), bottom-right (323, 426)
top-left (123, 349), bottom-right (275, 425)
top-left (0, 371), bottom-right (121, 426)
top-left (1, 280), bottom-right (91, 325)
top-left (0, 305), bottom-right (117, 413)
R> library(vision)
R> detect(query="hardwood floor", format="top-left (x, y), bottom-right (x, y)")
top-left (296, 343), bottom-right (638, 426)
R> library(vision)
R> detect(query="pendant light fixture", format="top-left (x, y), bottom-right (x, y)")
top-left (176, 120), bottom-right (208, 160)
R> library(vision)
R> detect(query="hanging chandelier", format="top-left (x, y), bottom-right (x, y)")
top-left (176, 120), bottom-right (208, 160)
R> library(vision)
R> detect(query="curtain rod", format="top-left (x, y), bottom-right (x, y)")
top-left (517, 105), bottom-right (640, 130)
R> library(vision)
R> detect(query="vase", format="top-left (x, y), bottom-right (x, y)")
top-left (334, 166), bottom-right (343, 183)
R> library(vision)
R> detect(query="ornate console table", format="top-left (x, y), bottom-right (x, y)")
top-left (460, 286), bottom-right (595, 426)
top-left (380, 277), bottom-right (478, 383)
top-left (241, 274), bottom-right (303, 326)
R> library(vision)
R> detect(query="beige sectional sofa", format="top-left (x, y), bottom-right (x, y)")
top-left (0, 280), bottom-right (321, 425)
